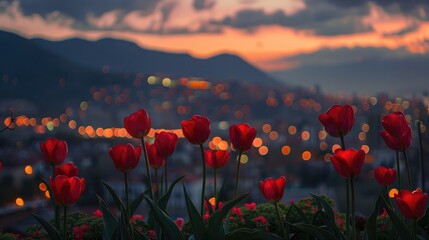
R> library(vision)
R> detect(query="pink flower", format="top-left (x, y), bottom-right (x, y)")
top-left (93, 209), bottom-right (103, 218)
top-left (254, 215), bottom-right (268, 225)
top-left (245, 202), bottom-right (256, 211)
top-left (73, 225), bottom-right (89, 240)
top-left (148, 230), bottom-right (156, 240)
top-left (175, 218), bottom-right (184, 230)
top-left (131, 214), bottom-right (144, 224)
top-left (232, 207), bottom-right (243, 217)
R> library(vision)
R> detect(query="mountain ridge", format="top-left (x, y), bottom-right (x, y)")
top-left (29, 33), bottom-right (278, 84)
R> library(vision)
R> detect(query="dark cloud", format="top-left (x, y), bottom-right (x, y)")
top-left (270, 47), bottom-right (413, 68)
top-left (326, 0), bottom-right (429, 20)
top-left (193, 0), bottom-right (215, 11)
top-left (8, 0), bottom-right (158, 20)
top-left (211, 0), bottom-right (372, 36)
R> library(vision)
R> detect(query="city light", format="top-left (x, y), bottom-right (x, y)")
top-left (15, 198), bottom-right (24, 207)
top-left (24, 165), bottom-right (33, 175)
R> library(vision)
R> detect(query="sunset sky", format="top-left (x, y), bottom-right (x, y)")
top-left (1, 0), bottom-right (428, 71)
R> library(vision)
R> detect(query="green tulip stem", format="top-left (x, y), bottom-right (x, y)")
top-left (52, 165), bottom-right (60, 230)
top-left (384, 186), bottom-right (393, 209)
top-left (233, 151), bottom-right (243, 198)
top-left (346, 179), bottom-right (350, 240)
top-left (413, 218), bottom-right (417, 240)
top-left (396, 151), bottom-right (401, 190)
top-left (274, 202), bottom-right (287, 239)
top-left (403, 150), bottom-right (412, 190)
top-left (164, 158), bottom-right (168, 194)
top-left (417, 121), bottom-right (425, 192)
top-left (214, 168), bottom-right (218, 210)
top-left (340, 134), bottom-right (346, 150)
top-left (199, 144), bottom-right (207, 216)
top-left (63, 206), bottom-right (67, 240)
top-left (155, 169), bottom-right (160, 200)
top-left (124, 172), bottom-right (134, 240)
top-left (350, 178), bottom-right (356, 240)
top-left (141, 138), bottom-right (154, 201)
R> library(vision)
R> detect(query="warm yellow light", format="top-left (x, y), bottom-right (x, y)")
top-left (45, 191), bottom-right (51, 199)
top-left (288, 126), bottom-right (297, 135)
top-left (301, 131), bottom-right (310, 141)
top-left (281, 146), bottom-right (291, 155)
top-left (68, 120), bottom-right (76, 129)
top-left (39, 183), bottom-right (47, 191)
top-left (269, 131), bottom-right (278, 141)
top-left (253, 137), bottom-right (263, 147)
top-left (16, 198), bottom-right (24, 207)
top-left (319, 142), bottom-right (328, 151)
top-left (218, 141), bottom-right (228, 150)
top-left (262, 124), bottom-right (272, 133)
top-left (258, 146), bottom-right (268, 156)
top-left (24, 165), bottom-right (33, 175)
top-left (332, 144), bottom-right (341, 153)
top-left (147, 76), bottom-right (157, 84)
top-left (302, 151), bottom-right (311, 161)
top-left (361, 145), bottom-right (370, 153)
top-left (212, 136), bottom-right (222, 145)
top-left (389, 188), bottom-right (398, 198)
top-left (361, 123), bottom-right (370, 133)
top-left (209, 197), bottom-right (216, 206)
top-left (318, 130), bottom-right (327, 140)
top-left (103, 128), bottom-right (114, 138)
top-left (162, 78), bottom-right (172, 87)
top-left (239, 154), bottom-right (248, 164)
top-left (80, 101), bottom-right (88, 110)
top-left (358, 132), bottom-right (366, 141)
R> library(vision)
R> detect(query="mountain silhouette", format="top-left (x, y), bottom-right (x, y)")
top-left (31, 36), bottom-right (277, 84)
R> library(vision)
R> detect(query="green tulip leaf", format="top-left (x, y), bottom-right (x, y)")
top-left (96, 195), bottom-right (118, 240)
top-left (158, 175), bottom-right (185, 211)
top-left (381, 195), bottom-right (412, 239)
top-left (183, 185), bottom-right (207, 240)
top-left (225, 228), bottom-right (284, 240)
top-left (130, 188), bottom-right (152, 216)
top-left (32, 213), bottom-right (62, 240)
top-left (291, 222), bottom-right (336, 240)
top-left (287, 203), bottom-right (310, 224)
top-left (101, 180), bottom-right (126, 211)
top-left (206, 193), bottom-right (249, 240)
top-left (363, 194), bottom-right (382, 240)
top-left (310, 194), bottom-right (345, 239)
top-left (144, 195), bottom-right (185, 240)
top-left (119, 205), bottom-right (132, 240)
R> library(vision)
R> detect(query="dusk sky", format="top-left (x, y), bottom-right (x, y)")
top-left (1, 0), bottom-right (429, 95)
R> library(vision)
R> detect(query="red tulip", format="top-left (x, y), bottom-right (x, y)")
top-left (124, 109), bottom-right (151, 138)
top-left (108, 144), bottom-right (141, 172)
top-left (395, 188), bottom-right (427, 219)
top-left (204, 149), bottom-right (230, 169)
top-left (181, 115), bottom-right (210, 145)
top-left (229, 123), bottom-right (257, 152)
top-left (49, 175), bottom-right (85, 207)
top-left (146, 143), bottom-right (165, 170)
top-left (374, 166), bottom-right (396, 187)
top-left (55, 162), bottom-right (79, 177)
top-left (319, 105), bottom-right (355, 138)
top-left (380, 112), bottom-right (412, 151)
top-left (154, 131), bottom-right (178, 158)
top-left (330, 148), bottom-right (365, 179)
top-left (259, 176), bottom-right (286, 203)
top-left (40, 138), bottom-right (68, 166)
